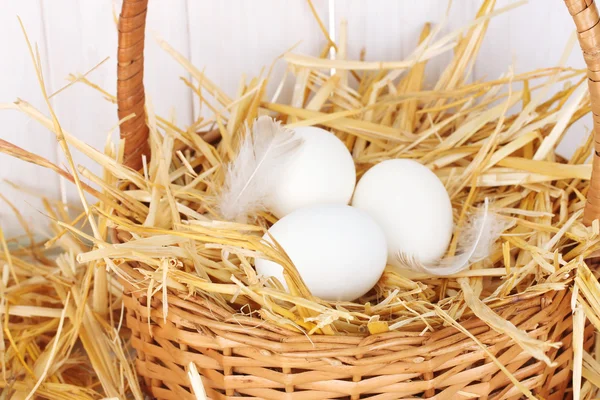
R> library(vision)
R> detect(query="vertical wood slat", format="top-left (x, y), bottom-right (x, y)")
top-left (333, 0), bottom-right (477, 86)
top-left (145, 0), bottom-right (193, 129)
top-left (476, 0), bottom-right (586, 158)
top-left (0, 0), bottom-right (60, 238)
top-left (0, 0), bottom-right (591, 235)
top-left (40, 0), bottom-right (116, 208)
top-left (332, 0), bottom-right (586, 160)
top-left (40, 0), bottom-right (192, 198)
top-left (185, 0), bottom-right (329, 123)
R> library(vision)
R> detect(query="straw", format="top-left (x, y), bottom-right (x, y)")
top-left (1, 0), bottom-right (600, 398)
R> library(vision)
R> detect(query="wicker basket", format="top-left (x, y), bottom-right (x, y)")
top-left (114, 0), bottom-right (599, 398)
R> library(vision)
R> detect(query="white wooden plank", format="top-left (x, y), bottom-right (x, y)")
top-left (186, 0), bottom-right (329, 121)
top-left (476, 0), bottom-right (587, 158)
top-left (477, 0), bottom-right (583, 80)
top-left (0, 0), bottom-right (595, 236)
top-left (0, 0), bottom-right (59, 238)
top-left (333, 0), bottom-right (478, 86)
top-left (145, 0), bottom-right (193, 126)
top-left (40, 0), bottom-right (192, 207)
top-left (40, 0), bottom-right (117, 207)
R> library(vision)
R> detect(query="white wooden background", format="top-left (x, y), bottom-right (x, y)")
top-left (0, 0), bottom-right (587, 237)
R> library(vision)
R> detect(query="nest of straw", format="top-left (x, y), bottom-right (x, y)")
top-left (3, 0), bottom-right (600, 398)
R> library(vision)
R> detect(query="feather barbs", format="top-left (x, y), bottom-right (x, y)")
top-left (397, 198), bottom-right (508, 276)
top-left (219, 116), bottom-right (303, 222)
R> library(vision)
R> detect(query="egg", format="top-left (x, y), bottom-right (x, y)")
top-left (351, 159), bottom-right (453, 266)
top-left (267, 126), bottom-right (356, 218)
top-left (255, 204), bottom-right (387, 302)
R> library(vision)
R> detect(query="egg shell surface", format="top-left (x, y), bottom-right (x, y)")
top-left (351, 159), bottom-right (453, 266)
top-left (255, 204), bottom-right (388, 302)
top-left (268, 126), bottom-right (356, 218)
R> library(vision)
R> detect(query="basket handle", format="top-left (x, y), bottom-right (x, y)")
top-left (566, 0), bottom-right (600, 225)
top-left (117, 0), bottom-right (150, 170)
top-left (119, 1), bottom-right (600, 223)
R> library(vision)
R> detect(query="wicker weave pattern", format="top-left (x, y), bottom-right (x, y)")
top-left (122, 274), bottom-right (592, 400)
top-left (111, 1), bottom-right (599, 398)
top-left (117, 0), bottom-right (150, 170)
top-left (566, 0), bottom-right (600, 224)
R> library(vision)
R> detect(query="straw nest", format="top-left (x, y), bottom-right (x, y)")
top-left (3, 0), bottom-right (600, 398)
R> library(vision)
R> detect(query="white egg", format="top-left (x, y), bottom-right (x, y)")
top-left (351, 159), bottom-right (453, 266)
top-left (255, 204), bottom-right (387, 302)
top-left (267, 126), bottom-right (356, 218)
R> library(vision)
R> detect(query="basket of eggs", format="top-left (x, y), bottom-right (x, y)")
top-left (91, 0), bottom-right (600, 398)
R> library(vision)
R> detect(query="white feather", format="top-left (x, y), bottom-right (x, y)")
top-left (219, 116), bottom-right (303, 222)
top-left (397, 198), bottom-right (508, 276)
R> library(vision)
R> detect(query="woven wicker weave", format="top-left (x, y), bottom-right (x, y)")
top-left (566, 0), bottom-right (600, 225)
top-left (118, 256), bottom-right (593, 400)
top-left (114, 0), bottom-right (599, 398)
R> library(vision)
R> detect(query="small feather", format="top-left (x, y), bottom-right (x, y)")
top-left (397, 198), bottom-right (508, 276)
top-left (219, 116), bottom-right (303, 222)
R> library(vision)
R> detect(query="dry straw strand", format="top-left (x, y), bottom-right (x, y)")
top-left (1, 0), bottom-right (600, 398)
